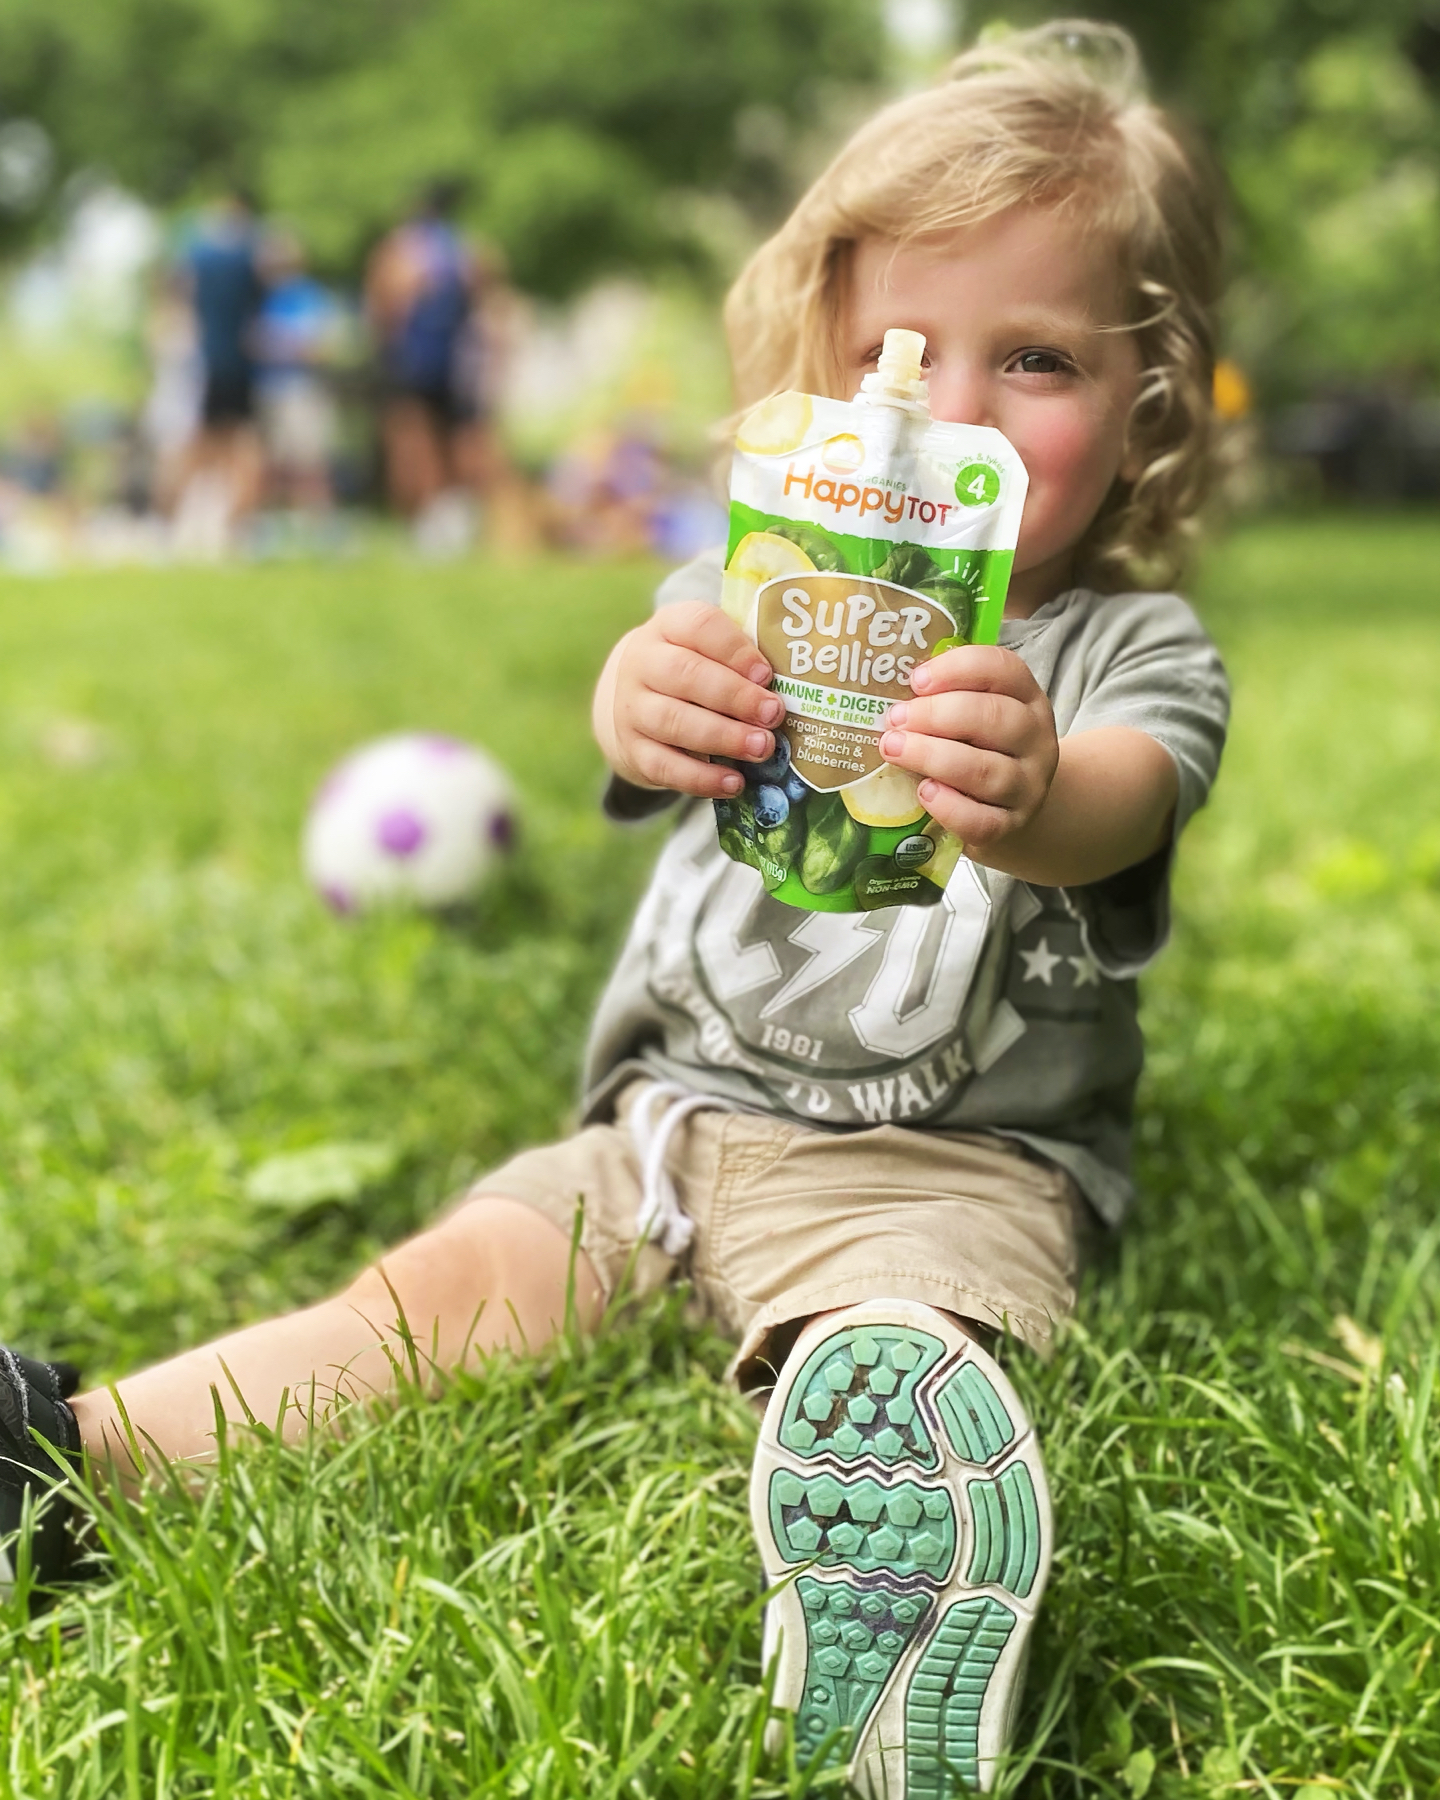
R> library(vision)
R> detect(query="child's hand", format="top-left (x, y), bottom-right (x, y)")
top-left (879, 645), bottom-right (1059, 851)
top-left (594, 601), bottom-right (785, 799)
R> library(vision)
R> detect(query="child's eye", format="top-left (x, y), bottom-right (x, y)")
top-left (1011, 349), bottom-right (1073, 376)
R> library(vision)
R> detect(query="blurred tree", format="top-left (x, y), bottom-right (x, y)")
top-left (0, 0), bottom-right (882, 293)
top-left (1225, 30), bottom-right (1440, 388)
top-left (5, 0), bottom-right (1436, 388)
top-left (968, 0), bottom-right (1440, 391)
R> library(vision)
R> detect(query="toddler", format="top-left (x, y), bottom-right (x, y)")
top-left (0, 22), bottom-right (1229, 1795)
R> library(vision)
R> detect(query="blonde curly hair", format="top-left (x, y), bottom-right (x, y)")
top-left (723, 20), bottom-right (1224, 591)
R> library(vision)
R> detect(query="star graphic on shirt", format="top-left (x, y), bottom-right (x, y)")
top-left (1068, 951), bottom-right (1101, 988)
top-left (1019, 936), bottom-right (1063, 986)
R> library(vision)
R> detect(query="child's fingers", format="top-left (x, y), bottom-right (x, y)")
top-left (625, 737), bottom-right (750, 799)
top-left (910, 779), bottom-right (1012, 847)
top-left (602, 604), bottom-right (785, 795)
top-left (627, 688), bottom-right (774, 770)
top-left (638, 635), bottom-right (784, 731)
top-left (657, 601), bottom-right (773, 688)
top-left (909, 643), bottom-right (1040, 700)
top-left (878, 730), bottom-right (1027, 811)
top-left (883, 689), bottom-right (1035, 757)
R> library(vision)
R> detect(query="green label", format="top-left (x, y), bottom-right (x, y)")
top-left (718, 486), bottom-right (1018, 912)
top-left (954, 462), bottom-right (1001, 507)
top-left (714, 786), bottom-right (951, 913)
top-left (725, 502), bottom-right (1012, 648)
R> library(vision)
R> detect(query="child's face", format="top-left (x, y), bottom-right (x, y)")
top-left (843, 206), bottom-right (1142, 611)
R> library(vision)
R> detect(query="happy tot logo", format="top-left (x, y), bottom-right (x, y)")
top-left (821, 433), bottom-right (865, 475)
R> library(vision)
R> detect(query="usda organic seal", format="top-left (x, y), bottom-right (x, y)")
top-left (895, 833), bottom-right (937, 870)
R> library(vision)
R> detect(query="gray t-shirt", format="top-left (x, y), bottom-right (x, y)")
top-left (582, 548), bottom-right (1229, 1224)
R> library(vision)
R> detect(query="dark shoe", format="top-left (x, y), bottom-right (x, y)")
top-left (0, 1350), bottom-right (84, 1596)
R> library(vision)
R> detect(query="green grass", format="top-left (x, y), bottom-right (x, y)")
top-left (0, 519), bottom-right (1437, 1796)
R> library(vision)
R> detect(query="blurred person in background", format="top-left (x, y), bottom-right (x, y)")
top-left (141, 268), bottom-right (203, 512)
top-left (365, 180), bottom-right (519, 556)
top-left (544, 418), bottom-right (664, 555)
top-left (254, 232), bottom-right (347, 523)
top-left (172, 188), bottom-right (265, 556)
top-left (1, 414), bottom-right (65, 497)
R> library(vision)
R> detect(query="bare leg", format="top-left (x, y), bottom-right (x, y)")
top-left (222, 423), bottom-right (265, 527)
top-left (70, 1197), bottom-right (602, 1488)
top-left (383, 400), bottom-right (447, 516)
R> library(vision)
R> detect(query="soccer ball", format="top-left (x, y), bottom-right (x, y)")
top-left (303, 733), bottom-right (517, 913)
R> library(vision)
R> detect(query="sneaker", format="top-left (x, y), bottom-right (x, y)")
top-left (751, 1299), bottom-right (1052, 1796)
top-left (0, 1349), bottom-right (84, 1596)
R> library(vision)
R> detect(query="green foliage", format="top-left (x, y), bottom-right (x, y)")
top-left (4, 1305), bottom-right (791, 1796)
top-left (1017, 516), bottom-right (1440, 1794)
top-left (1223, 31), bottom-right (1440, 387)
top-left (0, 522), bottom-right (1438, 1790)
top-left (969, 1), bottom-right (1440, 390)
top-left (0, 554), bottom-right (660, 1368)
top-left (0, 0), bottom-right (882, 292)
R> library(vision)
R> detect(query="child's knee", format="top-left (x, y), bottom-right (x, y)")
top-left (342, 1194), bottom-right (601, 1322)
top-left (440, 1194), bottom-right (597, 1291)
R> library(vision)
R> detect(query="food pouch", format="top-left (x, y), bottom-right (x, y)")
top-left (714, 328), bottom-right (1028, 911)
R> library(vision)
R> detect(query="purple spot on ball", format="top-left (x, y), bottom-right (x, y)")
top-left (322, 883), bottom-right (355, 915)
top-left (422, 734), bottom-right (465, 758)
top-left (487, 811), bottom-right (515, 850)
top-left (377, 808), bottom-right (427, 857)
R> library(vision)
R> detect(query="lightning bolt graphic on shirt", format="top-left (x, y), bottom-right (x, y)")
top-left (759, 911), bottom-right (884, 1020)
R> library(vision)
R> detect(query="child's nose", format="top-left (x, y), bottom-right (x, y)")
top-left (926, 365), bottom-right (995, 429)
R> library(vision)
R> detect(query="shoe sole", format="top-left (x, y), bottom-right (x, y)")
top-left (751, 1299), bottom-right (1051, 1797)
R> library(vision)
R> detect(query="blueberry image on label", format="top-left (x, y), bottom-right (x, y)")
top-left (754, 784), bottom-right (791, 830)
top-left (783, 768), bottom-right (810, 807)
top-left (750, 734), bottom-right (792, 786)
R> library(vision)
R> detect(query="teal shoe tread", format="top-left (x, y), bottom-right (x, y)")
top-left (965, 1462), bottom-right (1042, 1598)
top-left (777, 1325), bottom-right (946, 1466)
top-left (934, 1360), bottom-right (1017, 1466)
top-left (791, 1575), bottom-right (935, 1763)
top-left (769, 1469), bottom-right (957, 1577)
top-left (904, 1596), bottom-right (1018, 1797)
top-left (761, 1312), bottom-right (1045, 1795)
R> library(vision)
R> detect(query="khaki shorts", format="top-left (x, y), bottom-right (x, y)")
top-left (470, 1081), bottom-right (1097, 1388)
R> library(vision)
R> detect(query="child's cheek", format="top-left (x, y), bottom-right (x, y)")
top-left (1015, 410), bottom-right (1122, 563)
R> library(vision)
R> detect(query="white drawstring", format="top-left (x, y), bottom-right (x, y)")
top-left (627, 1080), bottom-right (733, 1256)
